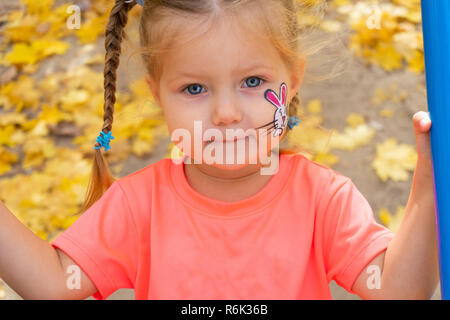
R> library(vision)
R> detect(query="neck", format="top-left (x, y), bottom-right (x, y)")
top-left (182, 154), bottom-right (278, 202)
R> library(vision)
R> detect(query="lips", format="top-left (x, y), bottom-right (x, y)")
top-left (209, 136), bottom-right (246, 143)
top-left (205, 129), bottom-right (259, 144)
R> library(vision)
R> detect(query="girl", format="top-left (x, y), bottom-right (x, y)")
top-left (0, 0), bottom-right (439, 300)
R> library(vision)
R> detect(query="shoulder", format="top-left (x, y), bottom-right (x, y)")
top-left (283, 152), bottom-right (351, 191)
top-left (114, 157), bottom-right (172, 211)
top-left (117, 157), bottom-right (171, 188)
top-left (282, 152), bottom-right (355, 214)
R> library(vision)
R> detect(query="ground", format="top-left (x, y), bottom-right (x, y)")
top-left (0, 0), bottom-right (441, 300)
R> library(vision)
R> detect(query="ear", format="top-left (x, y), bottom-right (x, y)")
top-left (145, 74), bottom-right (161, 107)
top-left (289, 58), bottom-right (306, 99)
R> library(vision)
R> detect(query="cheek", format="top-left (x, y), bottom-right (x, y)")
top-left (166, 112), bottom-right (204, 147)
top-left (248, 103), bottom-right (276, 129)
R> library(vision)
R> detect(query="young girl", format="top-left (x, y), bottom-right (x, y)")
top-left (0, 0), bottom-right (439, 300)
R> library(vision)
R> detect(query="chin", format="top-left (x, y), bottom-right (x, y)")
top-left (209, 162), bottom-right (250, 171)
top-left (182, 135), bottom-right (278, 168)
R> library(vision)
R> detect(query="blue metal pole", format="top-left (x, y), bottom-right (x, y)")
top-left (420, 0), bottom-right (450, 300)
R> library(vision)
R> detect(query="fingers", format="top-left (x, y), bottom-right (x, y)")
top-left (413, 111), bottom-right (431, 133)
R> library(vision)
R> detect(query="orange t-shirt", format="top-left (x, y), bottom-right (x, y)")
top-left (51, 152), bottom-right (394, 300)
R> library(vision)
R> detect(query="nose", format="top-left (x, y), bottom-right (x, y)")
top-left (211, 91), bottom-right (243, 126)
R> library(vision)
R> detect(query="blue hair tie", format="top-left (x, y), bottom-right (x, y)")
top-left (287, 115), bottom-right (301, 129)
top-left (94, 131), bottom-right (114, 152)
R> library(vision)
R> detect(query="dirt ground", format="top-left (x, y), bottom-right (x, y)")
top-left (0, 0), bottom-right (441, 300)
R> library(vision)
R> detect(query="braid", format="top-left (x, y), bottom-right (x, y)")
top-left (95, 0), bottom-right (137, 149)
top-left (287, 93), bottom-right (302, 132)
top-left (81, 0), bottom-right (137, 214)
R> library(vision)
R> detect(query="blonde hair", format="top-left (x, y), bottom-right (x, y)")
top-left (81, 0), bottom-right (347, 213)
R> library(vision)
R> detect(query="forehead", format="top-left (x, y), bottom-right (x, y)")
top-left (160, 14), bottom-right (284, 79)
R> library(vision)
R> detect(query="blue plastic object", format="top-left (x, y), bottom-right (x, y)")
top-left (287, 115), bottom-right (301, 129)
top-left (94, 131), bottom-right (114, 152)
top-left (421, 0), bottom-right (450, 300)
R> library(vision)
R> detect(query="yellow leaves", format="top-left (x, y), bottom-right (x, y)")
top-left (340, 1), bottom-right (424, 73)
top-left (0, 282), bottom-right (5, 299)
top-left (372, 138), bottom-right (417, 182)
top-left (3, 13), bottom-right (41, 43)
top-left (0, 112), bottom-right (27, 126)
top-left (0, 0), bottom-right (421, 263)
top-left (0, 75), bottom-right (40, 111)
top-left (329, 112), bottom-right (375, 151)
top-left (373, 43), bottom-right (403, 71)
top-left (0, 0), bottom-right (113, 69)
top-left (38, 105), bottom-right (72, 125)
top-left (34, 39), bottom-right (70, 57)
top-left (346, 112), bottom-right (365, 128)
top-left (50, 214), bottom-right (80, 230)
top-left (28, 120), bottom-right (49, 137)
top-left (167, 143), bottom-right (184, 161)
top-left (312, 152), bottom-right (339, 168)
top-left (320, 20), bottom-right (342, 33)
top-left (295, 0), bottom-right (326, 29)
top-left (306, 99), bottom-right (322, 114)
top-left (379, 205), bottom-right (405, 232)
top-left (1, 0), bottom-right (73, 68)
top-left (132, 120), bottom-right (157, 157)
top-left (129, 79), bottom-right (154, 100)
top-left (77, 11), bottom-right (110, 44)
top-left (406, 50), bottom-right (425, 74)
top-left (329, 123), bottom-right (376, 151)
top-left (287, 100), bottom-right (375, 166)
top-left (0, 148), bottom-right (92, 242)
top-left (132, 139), bottom-right (154, 157)
top-left (0, 0), bottom-right (171, 252)
top-left (300, 0), bottom-right (323, 6)
top-left (379, 108), bottom-right (394, 118)
top-left (21, 0), bottom-right (55, 16)
top-left (331, 0), bottom-right (351, 7)
top-left (287, 112), bottom-right (333, 157)
top-left (4, 40), bottom-right (69, 66)
top-left (289, 96), bottom-right (417, 185)
top-left (371, 84), bottom-right (407, 106)
top-left (60, 90), bottom-right (90, 109)
top-left (0, 125), bottom-right (15, 147)
top-left (0, 147), bottom-right (19, 175)
top-left (22, 136), bottom-right (57, 169)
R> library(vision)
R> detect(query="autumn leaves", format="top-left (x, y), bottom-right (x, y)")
top-left (0, 1), bottom-right (427, 242)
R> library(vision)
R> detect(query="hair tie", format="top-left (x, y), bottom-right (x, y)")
top-left (287, 115), bottom-right (301, 129)
top-left (125, 0), bottom-right (144, 6)
top-left (94, 131), bottom-right (115, 152)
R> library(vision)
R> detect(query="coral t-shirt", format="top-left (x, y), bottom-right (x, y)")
top-left (51, 152), bottom-right (394, 300)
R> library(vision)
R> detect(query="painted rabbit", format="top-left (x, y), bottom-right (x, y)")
top-left (264, 82), bottom-right (288, 137)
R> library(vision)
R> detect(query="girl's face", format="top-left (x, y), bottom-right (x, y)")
top-left (146, 16), bottom-right (305, 171)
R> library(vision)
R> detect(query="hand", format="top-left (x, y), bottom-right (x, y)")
top-left (412, 111), bottom-right (432, 166)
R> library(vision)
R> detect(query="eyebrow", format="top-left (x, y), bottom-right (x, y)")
top-left (169, 63), bottom-right (275, 82)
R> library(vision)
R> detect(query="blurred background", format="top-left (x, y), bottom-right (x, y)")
top-left (0, 0), bottom-right (441, 299)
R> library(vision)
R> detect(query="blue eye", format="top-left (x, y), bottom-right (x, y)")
top-left (182, 76), bottom-right (265, 96)
top-left (184, 84), bottom-right (205, 95)
top-left (243, 76), bottom-right (264, 88)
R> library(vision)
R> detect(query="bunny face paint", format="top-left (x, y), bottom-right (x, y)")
top-left (256, 82), bottom-right (288, 137)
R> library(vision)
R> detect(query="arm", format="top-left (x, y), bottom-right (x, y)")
top-left (352, 112), bottom-right (440, 299)
top-left (0, 201), bottom-right (97, 299)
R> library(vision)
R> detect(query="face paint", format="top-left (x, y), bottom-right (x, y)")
top-left (256, 82), bottom-right (288, 137)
